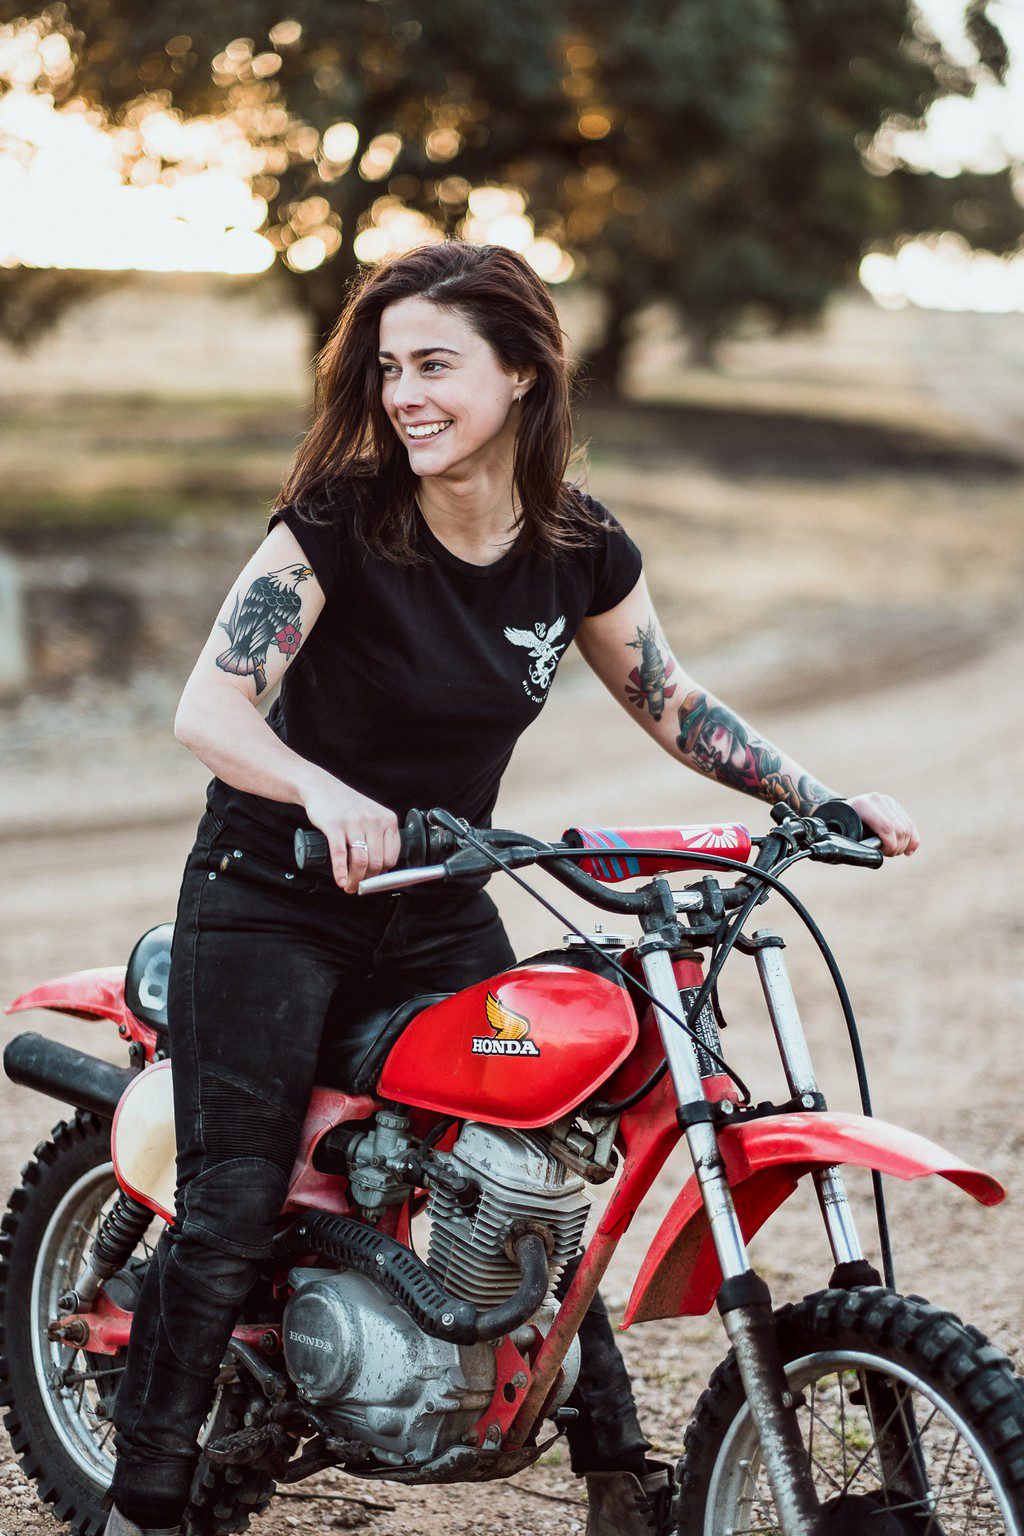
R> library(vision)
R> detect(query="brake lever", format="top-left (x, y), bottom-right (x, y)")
top-left (808, 834), bottom-right (883, 869)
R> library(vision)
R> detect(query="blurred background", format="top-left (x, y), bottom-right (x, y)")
top-left (1, 3), bottom-right (1023, 1532)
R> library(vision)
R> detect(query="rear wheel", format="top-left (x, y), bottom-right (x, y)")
top-left (0, 1113), bottom-right (276, 1536)
top-left (676, 1287), bottom-right (1024, 1534)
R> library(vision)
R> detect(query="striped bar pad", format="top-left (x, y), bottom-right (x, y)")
top-left (560, 823), bottom-right (752, 883)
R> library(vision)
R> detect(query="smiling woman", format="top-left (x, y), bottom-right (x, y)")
top-left (107, 239), bottom-right (916, 1536)
top-left (275, 241), bottom-right (596, 565)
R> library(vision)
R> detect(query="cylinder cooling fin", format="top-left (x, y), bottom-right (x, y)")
top-left (426, 1123), bottom-right (591, 1306)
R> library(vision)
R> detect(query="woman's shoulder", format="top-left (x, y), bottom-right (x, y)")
top-left (557, 482), bottom-right (633, 546)
top-left (557, 482), bottom-right (643, 615)
top-left (268, 476), bottom-right (376, 594)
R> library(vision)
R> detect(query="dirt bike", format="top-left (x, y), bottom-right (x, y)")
top-left (3, 800), bottom-right (1024, 1536)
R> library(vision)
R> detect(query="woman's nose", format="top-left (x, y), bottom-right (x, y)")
top-left (393, 369), bottom-right (426, 410)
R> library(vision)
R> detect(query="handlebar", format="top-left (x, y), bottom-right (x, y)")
top-left (294, 809), bottom-right (457, 873)
top-left (293, 799), bottom-right (882, 916)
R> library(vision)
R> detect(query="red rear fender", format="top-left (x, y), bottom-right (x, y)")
top-left (5, 966), bottom-right (159, 1056)
top-left (6, 967), bottom-right (130, 1027)
top-left (623, 1111), bottom-right (1004, 1326)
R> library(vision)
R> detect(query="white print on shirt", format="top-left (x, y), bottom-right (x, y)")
top-left (503, 616), bottom-right (568, 703)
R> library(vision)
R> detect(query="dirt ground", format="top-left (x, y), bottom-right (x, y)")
top-left (2, 367), bottom-right (1024, 1531)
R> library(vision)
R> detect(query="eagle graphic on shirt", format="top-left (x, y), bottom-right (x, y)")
top-left (503, 615), bottom-right (567, 693)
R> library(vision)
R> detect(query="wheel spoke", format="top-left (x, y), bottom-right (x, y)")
top-left (703, 1335), bottom-right (1018, 1536)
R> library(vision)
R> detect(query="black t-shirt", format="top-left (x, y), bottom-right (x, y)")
top-left (207, 482), bottom-right (643, 863)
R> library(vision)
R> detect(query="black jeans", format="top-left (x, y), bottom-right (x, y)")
top-left (110, 813), bottom-right (648, 1524)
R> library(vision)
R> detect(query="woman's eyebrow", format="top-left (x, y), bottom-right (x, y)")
top-left (377, 346), bottom-right (462, 360)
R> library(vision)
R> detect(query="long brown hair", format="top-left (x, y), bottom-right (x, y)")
top-left (276, 240), bottom-right (600, 561)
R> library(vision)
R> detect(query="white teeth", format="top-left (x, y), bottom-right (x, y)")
top-left (406, 420), bottom-right (452, 439)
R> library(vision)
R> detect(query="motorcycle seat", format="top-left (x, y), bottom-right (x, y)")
top-left (124, 922), bottom-right (450, 1094)
top-left (125, 922), bottom-right (174, 1040)
top-left (316, 992), bottom-right (452, 1095)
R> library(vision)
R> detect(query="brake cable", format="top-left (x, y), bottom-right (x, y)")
top-left (440, 823), bottom-right (753, 1101)
top-left (429, 822), bottom-right (896, 1287)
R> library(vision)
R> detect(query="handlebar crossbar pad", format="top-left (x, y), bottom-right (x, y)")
top-left (561, 824), bottom-right (752, 883)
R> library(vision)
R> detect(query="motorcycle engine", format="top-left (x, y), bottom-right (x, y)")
top-left (425, 1122), bottom-right (590, 1304)
top-left (282, 1121), bottom-right (589, 1467)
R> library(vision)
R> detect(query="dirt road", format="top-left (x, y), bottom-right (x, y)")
top-left (3, 601), bottom-right (1024, 1534)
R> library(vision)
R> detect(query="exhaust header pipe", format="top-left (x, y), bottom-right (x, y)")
top-left (4, 1032), bottom-right (136, 1119)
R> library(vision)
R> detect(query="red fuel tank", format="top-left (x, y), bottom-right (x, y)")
top-left (377, 964), bottom-right (639, 1128)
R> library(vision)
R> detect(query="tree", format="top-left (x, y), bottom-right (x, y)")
top-left (560, 0), bottom-right (1019, 380)
top-left (0, 0), bottom-right (1016, 389)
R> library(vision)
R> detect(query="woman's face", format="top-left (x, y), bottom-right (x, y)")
top-left (378, 296), bottom-right (533, 480)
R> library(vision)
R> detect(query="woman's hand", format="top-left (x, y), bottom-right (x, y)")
top-left (845, 793), bottom-right (920, 857)
top-left (299, 768), bottom-right (402, 892)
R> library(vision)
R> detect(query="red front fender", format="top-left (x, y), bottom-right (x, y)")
top-left (623, 1111), bottom-right (1004, 1326)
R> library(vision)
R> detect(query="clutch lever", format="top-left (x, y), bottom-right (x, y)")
top-left (358, 863), bottom-right (449, 894)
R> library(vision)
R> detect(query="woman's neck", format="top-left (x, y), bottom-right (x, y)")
top-left (415, 469), bottom-right (520, 556)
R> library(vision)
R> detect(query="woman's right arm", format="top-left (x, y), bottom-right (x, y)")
top-left (173, 522), bottom-right (400, 890)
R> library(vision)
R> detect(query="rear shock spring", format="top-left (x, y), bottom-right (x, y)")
top-left (62, 1192), bottom-right (155, 1311)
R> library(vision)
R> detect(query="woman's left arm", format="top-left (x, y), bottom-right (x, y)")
top-left (575, 576), bottom-right (920, 857)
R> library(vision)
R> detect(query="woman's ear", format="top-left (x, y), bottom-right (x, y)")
top-left (513, 366), bottom-right (537, 400)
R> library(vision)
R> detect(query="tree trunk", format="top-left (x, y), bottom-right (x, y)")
top-left (279, 250), bottom-right (360, 366)
top-left (583, 294), bottom-right (633, 399)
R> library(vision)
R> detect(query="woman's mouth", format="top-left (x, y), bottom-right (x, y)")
top-left (404, 419), bottom-right (453, 442)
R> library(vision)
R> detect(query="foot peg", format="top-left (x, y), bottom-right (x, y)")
top-left (205, 1420), bottom-right (294, 1471)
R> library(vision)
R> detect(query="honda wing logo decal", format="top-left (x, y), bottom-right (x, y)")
top-left (471, 991), bottom-right (541, 1057)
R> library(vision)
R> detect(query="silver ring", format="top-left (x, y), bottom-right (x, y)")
top-left (349, 839), bottom-right (368, 850)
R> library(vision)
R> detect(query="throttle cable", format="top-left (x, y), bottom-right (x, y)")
top-left (439, 823), bottom-right (896, 1287)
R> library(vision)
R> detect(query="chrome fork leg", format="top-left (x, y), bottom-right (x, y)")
top-left (640, 941), bottom-right (821, 1536)
top-left (754, 935), bottom-right (865, 1268)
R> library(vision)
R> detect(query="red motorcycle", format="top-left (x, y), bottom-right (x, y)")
top-left (3, 802), bottom-right (1023, 1535)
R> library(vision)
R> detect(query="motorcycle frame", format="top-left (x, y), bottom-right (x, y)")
top-left (6, 874), bottom-right (1004, 1531)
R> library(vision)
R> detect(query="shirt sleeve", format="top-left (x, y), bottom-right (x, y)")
top-left (582, 495), bottom-right (644, 617)
top-left (267, 505), bottom-right (344, 598)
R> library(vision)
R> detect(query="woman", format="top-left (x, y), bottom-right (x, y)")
top-left (107, 240), bottom-right (918, 1536)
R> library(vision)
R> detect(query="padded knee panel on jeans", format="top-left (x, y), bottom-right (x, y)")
top-left (199, 1072), bottom-right (301, 1177)
top-left (179, 1156), bottom-right (291, 1262)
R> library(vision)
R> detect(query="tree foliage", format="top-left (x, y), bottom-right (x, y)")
top-left (0, 0), bottom-right (1017, 386)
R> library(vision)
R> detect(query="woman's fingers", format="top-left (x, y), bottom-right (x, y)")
top-left (327, 836), bottom-right (349, 890)
top-left (344, 832), bottom-right (371, 894)
top-left (382, 821), bottom-right (403, 872)
top-left (363, 826), bottom-right (386, 880)
top-left (847, 792), bottom-right (919, 857)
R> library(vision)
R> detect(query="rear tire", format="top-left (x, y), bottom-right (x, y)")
top-left (0, 1113), bottom-right (276, 1536)
top-left (676, 1286), bottom-right (1024, 1534)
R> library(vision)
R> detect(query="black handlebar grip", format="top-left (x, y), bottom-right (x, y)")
top-left (293, 808), bottom-right (436, 872)
top-left (813, 798), bottom-right (865, 842)
top-left (294, 827), bottom-right (330, 870)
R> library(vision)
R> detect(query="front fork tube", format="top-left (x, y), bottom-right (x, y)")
top-left (754, 936), bottom-right (864, 1269)
top-left (641, 943), bottom-right (821, 1535)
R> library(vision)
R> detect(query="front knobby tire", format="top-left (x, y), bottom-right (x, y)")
top-left (676, 1286), bottom-right (1024, 1535)
top-left (0, 1112), bottom-right (275, 1536)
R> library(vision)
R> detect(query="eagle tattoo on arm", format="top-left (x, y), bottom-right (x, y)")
top-left (216, 562), bottom-right (313, 695)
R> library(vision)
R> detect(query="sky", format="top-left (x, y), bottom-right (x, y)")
top-left (0, 2), bottom-right (1020, 311)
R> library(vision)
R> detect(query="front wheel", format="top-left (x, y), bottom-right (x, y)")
top-left (676, 1286), bottom-right (1024, 1534)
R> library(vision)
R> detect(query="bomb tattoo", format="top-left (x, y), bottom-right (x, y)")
top-left (675, 688), bottom-right (834, 812)
top-left (625, 619), bottom-right (677, 720)
top-left (216, 562), bottom-right (313, 695)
